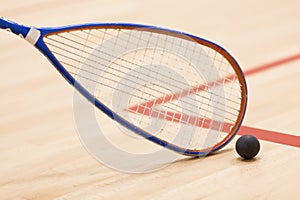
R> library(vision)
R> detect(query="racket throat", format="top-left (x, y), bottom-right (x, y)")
top-left (25, 27), bottom-right (41, 45)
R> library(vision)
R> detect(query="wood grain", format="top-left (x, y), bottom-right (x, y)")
top-left (0, 0), bottom-right (299, 199)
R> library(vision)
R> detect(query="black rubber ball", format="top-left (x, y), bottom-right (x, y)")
top-left (236, 134), bottom-right (260, 159)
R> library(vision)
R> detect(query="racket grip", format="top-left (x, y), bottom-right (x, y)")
top-left (0, 16), bottom-right (30, 38)
top-left (0, 17), bottom-right (9, 30)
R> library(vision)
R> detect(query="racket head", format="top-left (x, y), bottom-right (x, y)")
top-left (1, 19), bottom-right (247, 156)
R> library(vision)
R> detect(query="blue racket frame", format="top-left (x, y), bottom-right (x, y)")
top-left (0, 17), bottom-right (248, 156)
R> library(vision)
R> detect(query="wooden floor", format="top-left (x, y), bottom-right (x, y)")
top-left (1, 0), bottom-right (300, 199)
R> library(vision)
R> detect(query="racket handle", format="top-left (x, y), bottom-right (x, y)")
top-left (0, 16), bottom-right (30, 39)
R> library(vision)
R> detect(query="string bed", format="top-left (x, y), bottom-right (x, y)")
top-left (44, 27), bottom-right (242, 151)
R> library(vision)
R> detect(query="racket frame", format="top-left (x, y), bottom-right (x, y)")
top-left (0, 17), bottom-right (248, 156)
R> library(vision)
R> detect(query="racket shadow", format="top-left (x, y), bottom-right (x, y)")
top-left (172, 148), bottom-right (234, 164)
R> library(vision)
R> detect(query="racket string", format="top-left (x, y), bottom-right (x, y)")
top-left (75, 28), bottom-right (242, 100)
top-left (45, 42), bottom-right (240, 123)
top-left (61, 60), bottom-right (238, 124)
top-left (44, 33), bottom-right (242, 109)
top-left (88, 29), bottom-right (243, 100)
top-left (44, 28), bottom-right (243, 144)
top-left (66, 31), bottom-right (213, 93)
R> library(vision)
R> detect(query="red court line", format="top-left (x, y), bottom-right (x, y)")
top-left (239, 53), bottom-right (300, 147)
top-left (244, 53), bottom-right (300, 76)
top-left (129, 53), bottom-right (300, 113)
top-left (128, 53), bottom-right (300, 147)
top-left (128, 76), bottom-right (234, 114)
top-left (128, 108), bottom-right (300, 148)
top-left (239, 126), bottom-right (300, 148)
top-left (130, 108), bottom-right (233, 132)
